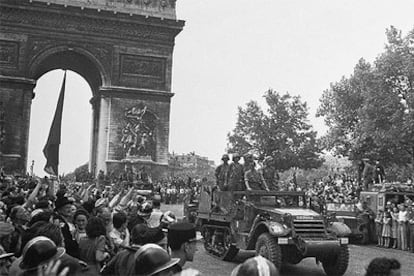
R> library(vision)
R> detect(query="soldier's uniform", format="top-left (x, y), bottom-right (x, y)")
top-left (215, 154), bottom-right (230, 191)
top-left (261, 156), bottom-right (279, 191)
top-left (228, 153), bottom-right (245, 191)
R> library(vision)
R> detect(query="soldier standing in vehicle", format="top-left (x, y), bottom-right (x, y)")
top-left (261, 156), bottom-right (279, 191)
top-left (374, 160), bottom-right (386, 184)
top-left (215, 154), bottom-right (230, 191)
top-left (244, 161), bottom-right (270, 191)
top-left (228, 153), bottom-right (245, 191)
top-left (362, 158), bottom-right (375, 191)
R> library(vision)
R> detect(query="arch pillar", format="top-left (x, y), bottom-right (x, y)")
top-left (0, 75), bottom-right (36, 174)
top-left (92, 86), bottom-right (173, 178)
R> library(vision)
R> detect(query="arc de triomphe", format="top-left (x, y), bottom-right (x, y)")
top-left (0, 0), bottom-right (184, 177)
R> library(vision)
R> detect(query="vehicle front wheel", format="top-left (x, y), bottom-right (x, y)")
top-left (322, 245), bottom-right (349, 276)
top-left (255, 233), bottom-right (282, 270)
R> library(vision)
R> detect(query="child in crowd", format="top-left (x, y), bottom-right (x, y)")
top-left (382, 211), bottom-right (392, 248)
top-left (375, 210), bottom-right (384, 247)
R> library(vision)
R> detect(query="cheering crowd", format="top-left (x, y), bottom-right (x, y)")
top-left (0, 153), bottom-right (413, 276)
top-left (0, 171), bottom-right (282, 276)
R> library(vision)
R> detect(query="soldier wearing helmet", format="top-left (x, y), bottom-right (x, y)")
top-left (215, 154), bottom-right (230, 191)
top-left (228, 153), bottom-right (245, 191)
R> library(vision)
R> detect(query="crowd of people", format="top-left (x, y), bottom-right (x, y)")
top-left (0, 171), bottom-right (284, 276)
top-left (0, 171), bottom-right (205, 276)
top-left (0, 153), bottom-right (413, 276)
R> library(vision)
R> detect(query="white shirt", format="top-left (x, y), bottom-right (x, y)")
top-left (398, 210), bottom-right (408, 222)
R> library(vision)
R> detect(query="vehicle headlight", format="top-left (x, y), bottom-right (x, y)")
top-left (270, 223), bottom-right (289, 235)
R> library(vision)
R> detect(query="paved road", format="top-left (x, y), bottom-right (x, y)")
top-left (186, 243), bottom-right (414, 276)
top-left (160, 204), bottom-right (414, 275)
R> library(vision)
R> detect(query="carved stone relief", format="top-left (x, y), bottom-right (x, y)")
top-left (120, 104), bottom-right (158, 161)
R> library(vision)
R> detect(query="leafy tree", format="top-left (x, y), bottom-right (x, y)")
top-left (317, 26), bottom-right (414, 177)
top-left (227, 89), bottom-right (324, 171)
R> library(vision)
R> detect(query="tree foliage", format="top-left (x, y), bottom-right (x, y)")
top-left (317, 26), bottom-right (414, 169)
top-left (227, 90), bottom-right (324, 171)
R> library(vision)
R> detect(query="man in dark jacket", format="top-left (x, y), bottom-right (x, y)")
top-left (54, 196), bottom-right (79, 258)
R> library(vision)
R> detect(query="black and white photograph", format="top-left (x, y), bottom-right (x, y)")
top-left (0, 0), bottom-right (413, 275)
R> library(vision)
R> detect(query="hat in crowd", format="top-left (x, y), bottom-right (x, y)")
top-left (231, 256), bottom-right (279, 276)
top-left (138, 202), bottom-right (153, 217)
top-left (168, 222), bottom-right (199, 248)
top-left (20, 236), bottom-right (65, 271)
top-left (0, 222), bottom-right (14, 238)
top-left (54, 196), bottom-right (73, 210)
top-left (134, 243), bottom-right (179, 276)
top-left (131, 224), bottom-right (165, 245)
top-left (221, 154), bottom-right (230, 161)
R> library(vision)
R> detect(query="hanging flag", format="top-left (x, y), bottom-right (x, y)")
top-left (43, 71), bottom-right (66, 176)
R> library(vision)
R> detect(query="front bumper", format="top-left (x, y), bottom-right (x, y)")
top-left (276, 237), bottom-right (348, 258)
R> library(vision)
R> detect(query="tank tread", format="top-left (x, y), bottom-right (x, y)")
top-left (201, 224), bottom-right (239, 261)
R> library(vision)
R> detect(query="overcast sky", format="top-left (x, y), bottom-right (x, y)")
top-left (28, 0), bottom-right (414, 176)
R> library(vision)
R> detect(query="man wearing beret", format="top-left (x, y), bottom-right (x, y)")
top-left (168, 222), bottom-right (199, 273)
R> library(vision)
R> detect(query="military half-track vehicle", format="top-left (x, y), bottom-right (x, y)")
top-left (197, 187), bottom-right (351, 276)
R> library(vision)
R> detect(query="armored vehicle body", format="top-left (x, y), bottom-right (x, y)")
top-left (197, 187), bottom-right (350, 276)
top-left (325, 202), bottom-right (364, 242)
top-left (360, 185), bottom-right (414, 215)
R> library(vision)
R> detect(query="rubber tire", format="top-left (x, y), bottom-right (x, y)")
top-left (322, 245), bottom-right (349, 276)
top-left (255, 233), bottom-right (282, 270)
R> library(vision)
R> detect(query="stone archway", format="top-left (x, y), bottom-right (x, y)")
top-left (0, 0), bottom-right (184, 177)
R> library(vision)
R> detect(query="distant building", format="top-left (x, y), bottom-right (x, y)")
top-left (168, 152), bottom-right (215, 179)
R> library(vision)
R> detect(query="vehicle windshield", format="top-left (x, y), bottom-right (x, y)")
top-left (250, 194), bottom-right (305, 208)
top-left (326, 202), bottom-right (355, 212)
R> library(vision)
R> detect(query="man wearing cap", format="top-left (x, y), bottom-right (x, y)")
top-left (168, 222), bottom-right (199, 273)
top-left (215, 154), bottom-right (230, 191)
top-left (54, 196), bottom-right (79, 258)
